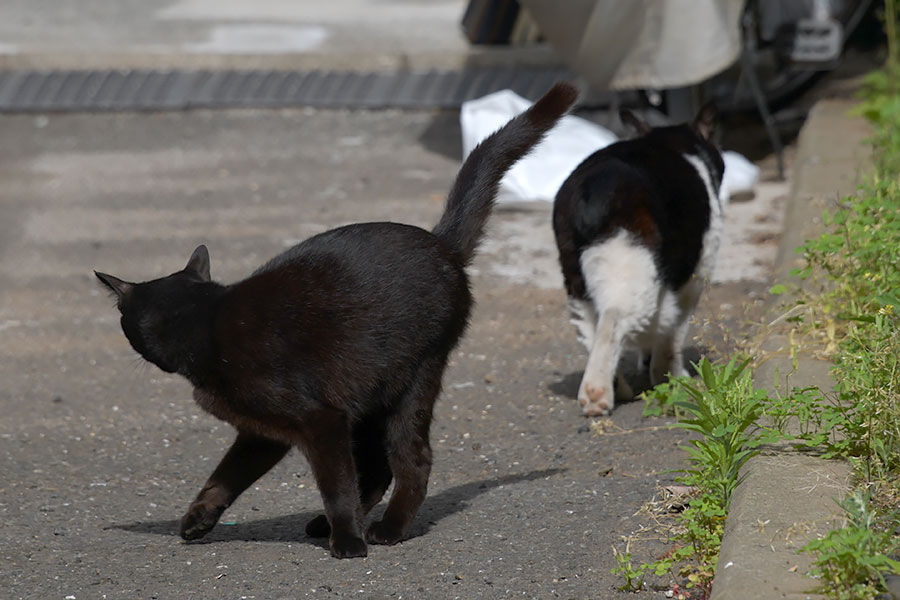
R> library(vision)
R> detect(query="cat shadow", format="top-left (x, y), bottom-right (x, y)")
top-left (548, 346), bottom-right (705, 402)
top-left (111, 468), bottom-right (564, 547)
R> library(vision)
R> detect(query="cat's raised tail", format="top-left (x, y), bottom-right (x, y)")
top-left (433, 82), bottom-right (578, 265)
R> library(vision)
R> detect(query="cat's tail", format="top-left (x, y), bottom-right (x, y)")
top-left (432, 82), bottom-right (578, 265)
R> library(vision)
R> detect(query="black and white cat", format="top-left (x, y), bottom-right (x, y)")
top-left (552, 105), bottom-right (725, 416)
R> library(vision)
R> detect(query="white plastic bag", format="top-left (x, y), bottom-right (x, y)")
top-left (460, 89), bottom-right (759, 204)
top-left (720, 150), bottom-right (760, 202)
top-left (461, 89), bottom-right (617, 204)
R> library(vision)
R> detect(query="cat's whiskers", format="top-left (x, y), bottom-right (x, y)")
top-left (128, 354), bottom-right (151, 377)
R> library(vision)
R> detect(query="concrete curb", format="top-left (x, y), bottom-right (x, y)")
top-left (710, 99), bottom-right (873, 599)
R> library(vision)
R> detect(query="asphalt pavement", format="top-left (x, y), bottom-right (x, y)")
top-left (0, 105), bottom-right (713, 599)
top-left (0, 2), bottom-right (832, 599)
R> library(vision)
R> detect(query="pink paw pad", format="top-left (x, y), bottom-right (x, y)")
top-left (581, 385), bottom-right (611, 416)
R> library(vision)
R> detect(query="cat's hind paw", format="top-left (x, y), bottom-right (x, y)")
top-left (180, 502), bottom-right (225, 541)
top-left (330, 533), bottom-right (368, 558)
top-left (305, 514), bottom-right (331, 538)
top-left (580, 384), bottom-right (612, 416)
top-left (366, 520), bottom-right (404, 545)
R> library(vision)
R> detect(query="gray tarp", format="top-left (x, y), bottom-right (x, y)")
top-left (520, 0), bottom-right (745, 90)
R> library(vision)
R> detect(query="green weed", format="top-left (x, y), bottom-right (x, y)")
top-left (771, 9), bottom-right (900, 592)
top-left (802, 490), bottom-right (900, 600)
top-left (641, 378), bottom-right (688, 418)
top-left (616, 358), bottom-right (768, 595)
top-left (671, 357), bottom-right (765, 508)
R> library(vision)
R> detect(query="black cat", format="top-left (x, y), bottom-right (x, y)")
top-left (95, 82), bottom-right (577, 558)
top-left (552, 105), bottom-right (724, 417)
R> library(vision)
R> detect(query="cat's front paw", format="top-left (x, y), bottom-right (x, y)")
top-left (579, 384), bottom-right (612, 416)
top-left (330, 533), bottom-right (368, 558)
top-left (366, 520), bottom-right (404, 545)
top-left (305, 514), bottom-right (331, 538)
top-left (180, 502), bottom-right (225, 541)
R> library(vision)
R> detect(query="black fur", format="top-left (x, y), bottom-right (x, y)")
top-left (433, 82), bottom-right (579, 265)
top-left (95, 82), bottom-right (577, 559)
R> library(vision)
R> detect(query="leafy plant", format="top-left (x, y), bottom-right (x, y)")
top-left (616, 359), bottom-right (771, 595)
top-left (641, 378), bottom-right (689, 418)
top-left (761, 382), bottom-right (854, 458)
top-left (611, 547), bottom-right (649, 592)
top-left (831, 299), bottom-right (900, 482)
top-left (615, 491), bottom-right (724, 596)
top-left (671, 357), bottom-right (766, 508)
top-left (802, 490), bottom-right (900, 600)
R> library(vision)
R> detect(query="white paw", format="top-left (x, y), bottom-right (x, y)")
top-left (578, 382), bottom-right (613, 416)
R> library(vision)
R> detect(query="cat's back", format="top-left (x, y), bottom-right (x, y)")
top-left (221, 222), bottom-right (469, 358)
top-left (210, 222), bottom-right (471, 408)
top-left (554, 137), bottom-right (689, 261)
top-left (554, 125), bottom-right (721, 292)
top-left (557, 134), bottom-right (706, 215)
top-left (254, 221), bottom-right (464, 291)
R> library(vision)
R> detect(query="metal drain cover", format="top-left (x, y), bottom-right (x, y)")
top-left (0, 67), bottom-right (572, 112)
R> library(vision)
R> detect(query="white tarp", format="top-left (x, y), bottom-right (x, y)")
top-left (461, 89), bottom-right (617, 204)
top-left (461, 89), bottom-right (759, 204)
top-left (519, 0), bottom-right (746, 90)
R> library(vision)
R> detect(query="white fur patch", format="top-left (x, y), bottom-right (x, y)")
top-left (568, 296), bottom-right (597, 352)
top-left (682, 153), bottom-right (724, 283)
top-left (576, 231), bottom-right (661, 414)
top-left (579, 230), bottom-right (659, 327)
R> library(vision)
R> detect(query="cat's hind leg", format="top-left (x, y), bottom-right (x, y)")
top-left (578, 307), bottom-right (626, 416)
top-left (578, 234), bottom-right (660, 416)
top-left (354, 423), bottom-right (393, 515)
top-left (306, 422), bottom-right (393, 539)
top-left (567, 296), bottom-right (598, 352)
top-left (615, 368), bottom-right (635, 400)
top-left (180, 432), bottom-right (290, 541)
top-left (573, 295), bottom-right (640, 402)
top-left (302, 407), bottom-right (368, 558)
top-left (366, 359), bottom-right (442, 545)
top-left (649, 279), bottom-right (703, 386)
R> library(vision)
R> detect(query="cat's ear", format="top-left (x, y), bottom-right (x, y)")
top-left (693, 102), bottom-right (718, 141)
top-left (620, 110), bottom-right (651, 135)
top-left (95, 271), bottom-right (134, 302)
top-left (184, 245), bottom-right (211, 281)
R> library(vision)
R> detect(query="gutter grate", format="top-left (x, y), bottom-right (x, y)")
top-left (0, 67), bottom-right (574, 112)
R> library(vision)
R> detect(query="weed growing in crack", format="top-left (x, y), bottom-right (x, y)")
top-left (615, 358), bottom-right (767, 596)
top-left (672, 357), bottom-right (765, 509)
